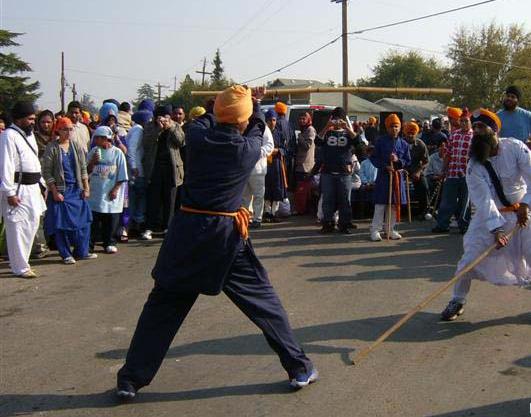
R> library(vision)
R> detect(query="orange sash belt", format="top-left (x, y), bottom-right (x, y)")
top-left (180, 205), bottom-right (251, 240)
top-left (392, 170), bottom-right (401, 222)
top-left (500, 203), bottom-right (520, 213)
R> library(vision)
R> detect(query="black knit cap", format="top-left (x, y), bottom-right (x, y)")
top-left (11, 101), bottom-right (36, 120)
top-left (505, 85), bottom-right (521, 100)
top-left (154, 105), bottom-right (172, 118)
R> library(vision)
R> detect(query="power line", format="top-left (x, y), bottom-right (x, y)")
top-left (65, 68), bottom-right (158, 84)
top-left (350, 35), bottom-right (531, 71)
top-left (241, 0), bottom-right (498, 84)
top-left (348, 0), bottom-right (497, 35)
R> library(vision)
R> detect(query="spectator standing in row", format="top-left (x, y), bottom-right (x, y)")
top-left (369, 114), bottom-right (411, 241)
top-left (404, 121), bottom-right (429, 218)
top-left (141, 105), bottom-right (185, 240)
top-left (87, 126), bottom-right (128, 254)
top-left (118, 102), bottom-right (133, 133)
top-left (264, 110), bottom-right (289, 222)
top-left (497, 85), bottom-right (531, 142)
top-left (364, 117), bottom-right (378, 144)
top-left (316, 107), bottom-right (357, 234)
top-left (67, 101), bottom-right (91, 154)
top-left (42, 117), bottom-right (95, 264)
top-left (293, 112), bottom-right (316, 214)
top-left (242, 110), bottom-right (274, 228)
top-left (0, 102), bottom-right (47, 278)
top-left (126, 109), bottom-right (152, 234)
top-left (171, 106), bottom-right (186, 127)
top-left (425, 141), bottom-right (447, 195)
top-left (423, 118), bottom-right (448, 155)
top-left (447, 107), bottom-right (463, 133)
top-left (432, 108), bottom-right (473, 234)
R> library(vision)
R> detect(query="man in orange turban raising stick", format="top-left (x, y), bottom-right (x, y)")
top-left (440, 109), bottom-right (531, 321)
top-left (116, 86), bottom-right (317, 400)
top-left (369, 114), bottom-right (411, 241)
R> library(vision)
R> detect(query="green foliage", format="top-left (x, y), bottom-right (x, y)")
top-left (133, 83), bottom-right (156, 108)
top-left (165, 74), bottom-right (212, 110)
top-left (0, 30), bottom-right (40, 113)
top-left (355, 50), bottom-right (449, 102)
top-left (447, 22), bottom-right (531, 109)
top-left (210, 49), bottom-right (229, 90)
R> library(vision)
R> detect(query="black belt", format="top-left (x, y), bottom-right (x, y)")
top-left (14, 172), bottom-right (41, 185)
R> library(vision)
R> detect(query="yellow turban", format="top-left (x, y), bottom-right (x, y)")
top-left (403, 121), bottom-right (420, 136)
top-left (189, 106), bottom-right (206, 120)
top-left (471, 108), bottom-right (502, 132)
top-left (447, 107), bottom-right (462, 120)
top-left (214, 85), bottom-right (253, 124)
top-left (385, 113), bottom-right (401, 129)
top-left (274, 101), bottom-right (288, 115)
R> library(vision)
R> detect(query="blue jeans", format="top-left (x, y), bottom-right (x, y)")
top-left (436, 177), bottom-right (470, 230)
top-left (129, 177), bottom-right (147, 225)
top-left (321, 173), bottom-right (352, 227)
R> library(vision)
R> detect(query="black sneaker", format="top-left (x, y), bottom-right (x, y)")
top-left (441, 300), bottom-right (464, 321)
top-left (320, 223), bottom-right (335, 234)
top-left (249, 221), bottom-right (261, 229)
top-left (432, 226), bottom-right (450, 234)
top-left (338, 227), bottom-right (352, 234)
top-left (116, 380), bottom-right (137, 401)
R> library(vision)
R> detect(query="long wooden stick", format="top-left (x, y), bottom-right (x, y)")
top-left (191, 86), bottom-right (453, 97)
top-left (387, 171), bottom-right (393, 241)
top-left (352, 225), bottom-right (520, 365)
top-left (405, 173), bottom-right (412, 223)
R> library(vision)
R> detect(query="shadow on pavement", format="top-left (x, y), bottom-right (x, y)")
top-left (0, 382), bottom-right (290, 417)
top-left (96, 312), bottom-right (530, 364)
top-left (427, 397), bottom-right (531, 417)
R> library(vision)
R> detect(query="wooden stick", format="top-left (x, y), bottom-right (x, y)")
top-left (387, 171), bottom-right (393, 241)
top-left (352, 225), bottom-right (520, 365)
top-left (191, 86), bottom-right (453, 97)
top-left (405, 172), bottom-right (412, 223)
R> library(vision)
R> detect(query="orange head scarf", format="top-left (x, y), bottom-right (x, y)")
top-left (447, 107), bottom-right (462, 120)
top-left (214, 85), bottom-right (253, 124)
top-left (54, 116), bottom-right (73, 133)
top-left (274, 101), bottom-right (288, 116)
top-left (403, 121), bottom-right (420, 136)
top-left (385, 113), bottom-right (401, 129)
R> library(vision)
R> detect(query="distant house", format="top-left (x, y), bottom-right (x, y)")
top-left (267, 78), bottom-right (387, 121)
top-left (375, 98), bottom-right (446, 121)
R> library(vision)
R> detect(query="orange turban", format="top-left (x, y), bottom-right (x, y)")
top-left (214, 85), bottom-right (253, 124)
top-left (403, 121), bottom-right (420, 136)
top-left (385, 113), bottom-right (401, 129)
top-left (82, 110), bottom-right (91, 124)
top-left (447, 107), bottom-right (462, 120)
top-left (368, 116), bottom-right (377, 125)
top-left (274, 101), bottom-right (288, 115)
top-left (471, 108), bottom-right (502, 132)
top-left (54, 116), bottom-right (73, 132)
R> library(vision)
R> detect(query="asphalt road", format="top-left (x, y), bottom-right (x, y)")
top-left (1, 217), bottom-right (530, 417)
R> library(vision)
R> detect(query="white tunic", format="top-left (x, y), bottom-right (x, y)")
top-left (0, 125), bottom-right (46, 222)
top-left (458, 137), bottom-right (531, 286)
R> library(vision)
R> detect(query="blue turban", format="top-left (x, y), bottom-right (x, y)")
top-left (132, 110), bottom-right (153, 125)
top-left (99, 102), bottom-right (119, 123)
top-left (265, 109), bottom-right (278, 121)
top-left (138, 99), bottom-right (155, 113)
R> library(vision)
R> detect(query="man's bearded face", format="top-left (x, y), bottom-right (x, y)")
top-left (470, 126), bottom-right (498, 163)
top-left (502, 93), bottom-right (518, 111)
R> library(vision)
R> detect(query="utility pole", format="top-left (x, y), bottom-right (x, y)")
top-left (173, 76), bottom-right (177, 93)
top-left (72, 83), bottom-right (77, 102)
top-left (155, 82), bottom-right (169, 104)
top-left (195, 57), bottom-right (212, 87)
top-left (341, 0), bottom-right (349, 111)
top-left (60, 51), bottom-right (66, 113)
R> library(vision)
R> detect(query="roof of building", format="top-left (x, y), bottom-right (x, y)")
top-left (268, 78), bottom-right (328, 89)
top-left (375, 98), bottom-right (446, 120)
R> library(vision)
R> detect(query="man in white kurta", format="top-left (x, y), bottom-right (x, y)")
top-left (0, 102), bottom-right (47, 278)
top-left (441, 108), bottom-right (531, 321)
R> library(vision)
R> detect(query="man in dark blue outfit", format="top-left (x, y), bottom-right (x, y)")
top-left (116, 86), bottom-right (317, 400)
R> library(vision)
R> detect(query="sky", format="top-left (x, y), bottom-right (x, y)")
top-left (1, 0), bottom-right (530, 111)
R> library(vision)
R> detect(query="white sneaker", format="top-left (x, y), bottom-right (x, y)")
top-left (370, 231), bottom-right (383, 241)
top-left (105, 245), bottom-right (118, 254)
top-left (449, 219), bottom-right (458, 228)
top-left (140, 230), bottom-right (153, 240)
top-left (82, 253), bottom-right (98, 260)
top-left (389, 231), bottom-right (402, 240)
top-left (63, 256), bottom-right (76, 265)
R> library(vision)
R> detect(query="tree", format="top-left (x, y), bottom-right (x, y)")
top-left (355, 51), bottom-right (449, 102)
top-left (210, 49), bottom-right (229, 90)
top-left (133, 83), bottom-right (156, 107)
top-left (165, 74), bottom-right (210, 111)
top-left (0, 30), bottom-right (40, 113)
top-left (447, 23), bottom-right (531, 109)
